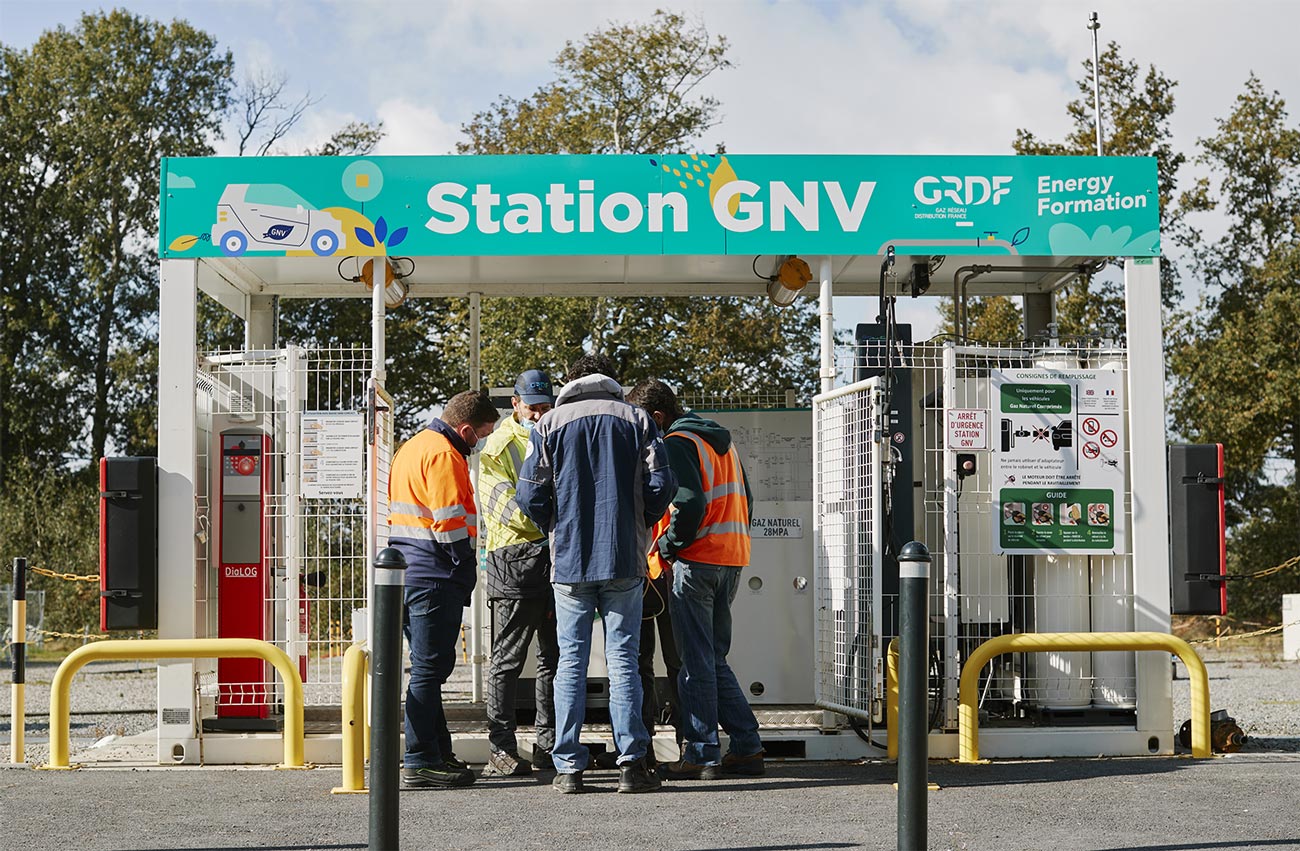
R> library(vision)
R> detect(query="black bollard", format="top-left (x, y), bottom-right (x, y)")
top-left (897, 541), bottom-right (931, 851)
top-left (10, 558), bottom-right (26, 764)
top-left (370, 547), bottom-right (407, 851)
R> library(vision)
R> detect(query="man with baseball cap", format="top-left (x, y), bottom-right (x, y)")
top-left (479, 369), bottom-right (559, 777)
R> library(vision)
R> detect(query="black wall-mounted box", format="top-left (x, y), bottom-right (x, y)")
top-left (99, 456), bottom-right (159, 630)
top-left (1168, 444), bottom-right (1227, 616)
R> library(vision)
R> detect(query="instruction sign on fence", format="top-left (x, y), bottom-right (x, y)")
top-left (300, 411), bottom-right (364, 499)
top-left (990, 368), bottom-right (1126, 554)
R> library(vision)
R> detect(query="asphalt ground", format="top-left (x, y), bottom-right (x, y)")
top-left (3, 752), bottom-right (1299, 851)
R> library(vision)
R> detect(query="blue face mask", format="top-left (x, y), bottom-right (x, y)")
top-left (520, 418), bottom-right (536, 432)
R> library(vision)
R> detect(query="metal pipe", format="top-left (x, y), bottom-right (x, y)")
top-left (332, 643), bottom-right (369, 794)
top-left (897, 542), bottom-right (931, 851)
top-left (952, 264), bottom-right (1101, 338)
top-left (372, 264), bottom-right (386, 383)
top-left (958, 631), bottom-right (1211, 763)
top-left (10, 557), bottom-right (26, 764)
top-left (370, 548), bottom-right (407, 850)
top-left (819, 257), bottom-right (834, 394)
top-left (46, 638), bottom-right (305, 769)
top-left (468, 292), bottom-right (484, 704)
top-left (1089, 12), bottom-right (1104, 156)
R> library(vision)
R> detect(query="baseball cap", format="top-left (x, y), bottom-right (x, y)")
top-left (514, 369), bottom-right (555, 405)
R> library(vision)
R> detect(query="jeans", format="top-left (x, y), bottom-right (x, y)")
top-left (402, 582), bottom-right (465, 768)
top-left (669, 562), bottom-right (763, 766)
top-left (639, 573), bottom-right (682, 744)
top-left (552, 576), bottom-right (648, 773)
top-left (487, 595), bottom-right (559, 754)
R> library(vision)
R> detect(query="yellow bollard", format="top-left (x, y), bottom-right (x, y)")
top-left (958, 632), bottom-right (1211, 763)
top-left (44, 638), bottom-right (306, 769)
top-left (332, 643), bottom-right (369, 794)
top-left (886, 638), bottom-right (899, 760)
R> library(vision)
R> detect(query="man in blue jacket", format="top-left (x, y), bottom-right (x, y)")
top-left (517, 353), bottom-right (676, 794)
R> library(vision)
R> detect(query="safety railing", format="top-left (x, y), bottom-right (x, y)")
top-left (43, 638), bottom-right (306, 769)
top-left (332, 643), bottom-right (370, 794)
top-left (958, 632), bottom-right (1210, 762)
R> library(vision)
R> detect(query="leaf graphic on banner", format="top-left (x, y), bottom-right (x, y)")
top-left (354, 227), bottom-right (375, 247)
top-left (168, 235), bottom-right (200, 251)
top-left (387, 227), bottom-right (408, 248)
top-left (375, 217), bottom-right (388, 243)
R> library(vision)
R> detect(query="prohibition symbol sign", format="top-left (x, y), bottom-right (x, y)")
top-left (1083, 442), bottom-right (1101, 459)
top-left (1081, 417), bottom-right (1100, 436)
top-left (1099, 429), bottom-right (1118, 448)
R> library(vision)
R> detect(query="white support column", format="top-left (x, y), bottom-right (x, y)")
top-left (244, 294), bottom-right (276, 349)
top-left (1123, 257), bottom-right (1173, 745)
top-left (468, 292), bottom-right (484, 703)
top-left (819, 257), bottom-right (835, 394)
top-left (157, 259), bottom-right (200, 764)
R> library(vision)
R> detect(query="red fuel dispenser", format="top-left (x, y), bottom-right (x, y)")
top-left (217, 430), bottom-right (272, 717)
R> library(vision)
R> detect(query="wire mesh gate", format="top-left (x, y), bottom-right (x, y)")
top-left (813, 340), bottom-right (1135, 735)
top-left (194, 347), bottom-right (379, 716)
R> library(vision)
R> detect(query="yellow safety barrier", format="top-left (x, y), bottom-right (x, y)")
top-left (959, 631), bottom-right (1211, 763)
top-left (332, 643), bottom-right (370, 794)
top-left (44, 638), bottom-right (306, 769)
top-left (886, 638), bottom-right (899, 760)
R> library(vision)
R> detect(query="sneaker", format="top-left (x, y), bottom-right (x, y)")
top-left (401, 763), bottom-right (475, 789)
top-left (531, 747), bottom-right (556, 772)
top-left (720, 749), bottom-right (766, 776)
top-left (552, 771), bottom-right (585, 794)
top-left (618, 758), bottom-right (663, 793)
top-left (659, 758), bottom-right (721, 781)
top-left (482, 749), bottom-right (531, 778)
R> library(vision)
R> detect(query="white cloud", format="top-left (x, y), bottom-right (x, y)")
top-left (373, 98), bottom-right (463, 155)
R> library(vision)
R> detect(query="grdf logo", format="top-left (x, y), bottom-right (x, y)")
top-left (914, 176), bottom-right (1013, 206)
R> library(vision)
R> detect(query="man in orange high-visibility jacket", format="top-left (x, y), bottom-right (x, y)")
top-left (390, 389), bottom-right (499, 789)
top-left (628, 379), bottom-right (765, 781)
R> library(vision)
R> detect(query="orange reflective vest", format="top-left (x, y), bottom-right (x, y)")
top-left (648, 430), bottom-right (750, 578)
top-left (388, 421), bottom-right (479, 590)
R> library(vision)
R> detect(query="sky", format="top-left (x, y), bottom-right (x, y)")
top-left (3, 0), bottom-right (1297, 338)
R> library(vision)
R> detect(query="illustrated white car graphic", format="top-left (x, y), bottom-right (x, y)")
top-left (213, 183), bottom-right (344, 256)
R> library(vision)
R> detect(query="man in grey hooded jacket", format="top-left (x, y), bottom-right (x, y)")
top-left (517, 353), bottom-right (677, 794)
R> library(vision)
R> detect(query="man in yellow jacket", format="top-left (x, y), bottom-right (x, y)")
top-left (479, 369), bottom-right (559, 777)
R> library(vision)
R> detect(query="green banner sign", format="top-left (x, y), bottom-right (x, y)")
top-left (1001, 383), bottom-right (1073, 414)
top-left (999, 487), bottom-right (1116, 551)
top-left (158, 154), bottom-right (1160, 259)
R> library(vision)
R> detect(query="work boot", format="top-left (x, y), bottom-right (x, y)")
top-left (401, 762), bottom-right (475, 789)
top-left (531, 746), bottom-right (556, 772)
top-left (552, 771), bottom-right (585, 794)
top-left (591, 748), bottom-right (620, 770)
top-left (720, 749), bottom-right (766, 776)
top-left (659, 757), bottom-right (721, 781)
top-left (482, 749), bottom-right (531, 778)
top-left (618, 757), bottom-right (663, 793)
top-left (443, 753), bottom-right (469, 772)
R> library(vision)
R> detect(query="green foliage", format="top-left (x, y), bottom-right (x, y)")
top-left (1014, 41), bottom-right (1184, 335)
top-left (1170, 75), bottom-right (1300, 620)
top-left (936, 296), bottom-right (1024, 342)
top-left (458, 10), bottom-right (730, 156)
top-left (0, 461), bottom-right (100, 635)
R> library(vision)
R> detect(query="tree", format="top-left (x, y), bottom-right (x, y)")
top-left (1014, 41), bottom-right (1185, 338)
top-left (234, 70), bottom-right (320, 156)
top-left (936, 295), bottom-right (1024, 342)
top-left (21, 11), bottom-right (234, 463)
top-left (1169, 76), bottom-right (1300, 617)
top-left (455, 11), bottom-right (825, 399)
